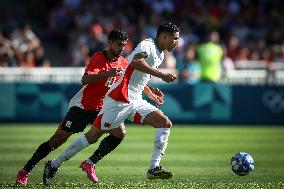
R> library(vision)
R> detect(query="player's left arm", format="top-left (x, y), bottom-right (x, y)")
top-left (146, 84), bottom-right (164, 98)
top-left (143, 85), bottom-right (164, 106)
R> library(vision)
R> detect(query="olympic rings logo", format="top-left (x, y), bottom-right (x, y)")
top-left (262, 90), bottom-right (284, 113)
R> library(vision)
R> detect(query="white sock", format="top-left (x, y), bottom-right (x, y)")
top-left (150, 128), bottom-right (170, 169)
top-left (51, 135), bottom-right (90, 169)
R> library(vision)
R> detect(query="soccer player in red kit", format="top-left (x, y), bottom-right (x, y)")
top-left (16, 29), bottom-right (129, 186)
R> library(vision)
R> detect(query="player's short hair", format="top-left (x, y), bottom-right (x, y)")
top-left (108, 29), bottom-right (128, 42)
top-left (157, 22), bottom-right (180, 36)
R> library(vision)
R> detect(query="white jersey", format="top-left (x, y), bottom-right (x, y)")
top-left (107, 38), bottom-right (164, 103)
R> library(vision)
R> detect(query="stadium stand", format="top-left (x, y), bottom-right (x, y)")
top-left (0, 0), bottom-right (284, 85)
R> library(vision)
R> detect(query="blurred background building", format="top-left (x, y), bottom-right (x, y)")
top-left (0, 0), bottom-right (283, 124)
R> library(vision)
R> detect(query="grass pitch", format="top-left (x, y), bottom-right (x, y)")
top-left (0, 124), bottom-right (284, 189)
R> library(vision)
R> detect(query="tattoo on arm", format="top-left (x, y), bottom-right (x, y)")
top-left (133, 52), bottom-right (148, 60)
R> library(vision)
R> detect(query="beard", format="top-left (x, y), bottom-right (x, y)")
top-left (168, 46), bottom-right (174, 51)
top-left (111, 49), bottom-right (121, 58)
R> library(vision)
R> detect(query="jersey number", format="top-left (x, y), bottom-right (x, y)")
top-left (105, 77), bottom-right (116, 87)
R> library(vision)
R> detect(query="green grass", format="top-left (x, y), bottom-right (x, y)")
top-left (0, 124), bottom-right (284, 189)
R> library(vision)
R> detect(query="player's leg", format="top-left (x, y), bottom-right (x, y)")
top-left (49, 126), bottom-right (105, 170)
top-left (42, 107), bottom-right (100, 186)
top-left (16, 108), bottom-right (78, 186)
top-left (46, 101), bottom-right (123, 172)
top-left (79, 124), bottom-right (126, 183)
top-left (144, 111), bottom-right (172, 179)
top-left (143, 109), bottom-right (172, 128)
top-left (85, 124), bottom-right (126, 166)
top-left (133, 100), bottom-right (172, 179)
top-left (16, 128), bottom-right (72, 186)
top-left (80, 98), bottom-right (131, 183)
top-left (43, 126), bottom-right (105, 185)
top-left (22, 128), bottom-right (72, 171)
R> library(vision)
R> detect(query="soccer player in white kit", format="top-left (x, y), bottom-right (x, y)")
top-left (45, 22), bottom-right (180, 183)
top-left (94, 22), bottom-right (179, 180)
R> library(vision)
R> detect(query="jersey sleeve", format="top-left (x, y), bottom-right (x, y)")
top-left (131, 41), bottom-right (152, 65)
top-left (84, 54), bottom-right (101, 75)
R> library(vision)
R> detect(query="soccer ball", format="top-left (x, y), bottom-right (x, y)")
top-left (231, 152), bottom-right (254, 176)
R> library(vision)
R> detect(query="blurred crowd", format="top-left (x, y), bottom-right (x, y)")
top-left (1, 0), bottom-right (284, 82)
top-left (0, 23), bottom-right (50, 67)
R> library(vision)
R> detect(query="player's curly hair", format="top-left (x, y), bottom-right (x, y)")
top-left (157, 22), bottom-right (180, 36)
top-left (108, 29), bottom-right (128, 41)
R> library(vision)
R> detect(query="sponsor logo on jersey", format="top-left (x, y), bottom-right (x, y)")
top-left (65, 121), bottom-right (72, 128)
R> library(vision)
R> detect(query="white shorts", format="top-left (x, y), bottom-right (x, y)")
top-left (94, 96), bottom-right (158, 130)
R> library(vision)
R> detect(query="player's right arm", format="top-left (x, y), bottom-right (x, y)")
top-left (81, 68), bottom-right (123, 85)
top-left (131, 52), bottom-right (177, 83)
top-left (81, 52), bottom-right (124, 85)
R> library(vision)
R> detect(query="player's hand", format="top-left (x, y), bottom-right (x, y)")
top-left (107, 68), bottom-right (124, 77)
top-left (151, 88), bottom-right (164, 100)
top-left (148, 93), bottom-right (164, 106)
top-left (160, 73), bottom-right (177, 83)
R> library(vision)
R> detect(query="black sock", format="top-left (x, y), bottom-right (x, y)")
top-left (89, 135), bottom-right (123, 164)
top-left (23, 141), bottom-right (52, 173)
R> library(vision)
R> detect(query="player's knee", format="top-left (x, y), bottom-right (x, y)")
top-left (85, 126), bottom-right (107, 144)
top-left (120, 129), bottom-right (127, 139)
top-left (160, 116), bottom-right (172, 128)
top-left (112, 129), bottom-right (127, 139)
top-left (85, 134), bottom-right (96, 144)
top-left (49, 131), bottom-right (71, 149)
top-left (166, 119), bottom-right (173, 128)
top-left (49, 136), bottom-right (67, 149)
